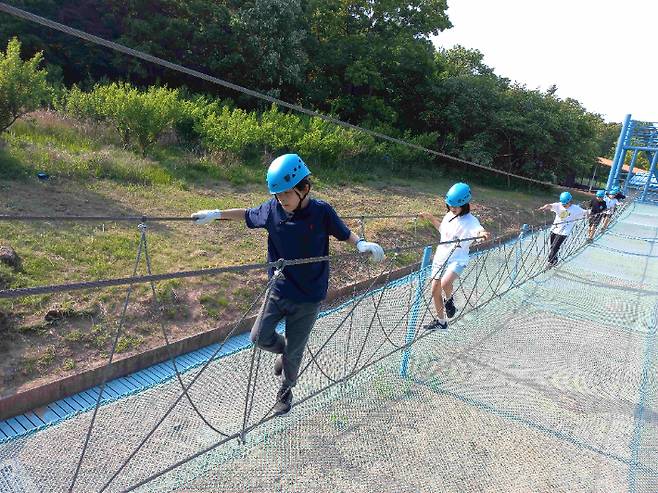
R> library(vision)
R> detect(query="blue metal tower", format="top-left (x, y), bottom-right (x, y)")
top-left (607, 114), bottom-right (658, 202)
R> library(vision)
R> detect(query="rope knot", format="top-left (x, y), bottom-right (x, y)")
top-left (273, 259), bottom-right (286, 278)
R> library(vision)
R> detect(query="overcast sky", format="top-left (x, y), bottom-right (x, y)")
top-left (431, 0), bottom-right (657, 123)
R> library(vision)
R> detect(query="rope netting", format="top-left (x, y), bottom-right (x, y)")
top-left (1, 201), bottom-right (657, 493)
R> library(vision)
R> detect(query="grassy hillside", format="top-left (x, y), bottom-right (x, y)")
top-left (0, 111), bottom-right (584, 396)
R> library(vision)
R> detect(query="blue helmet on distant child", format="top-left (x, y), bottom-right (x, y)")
top-left (559, 191), bottom-right (572, 205)
top-left (266, 154), bottom-right (311, 194)
top-left (609, 186), bottom-right (619, 195)
top-left (596, 190), bottom-right (605, 198)
top-left (445, 182), bottom-right (472, 207)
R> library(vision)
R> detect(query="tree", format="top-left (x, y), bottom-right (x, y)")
top-left (304, 0), bottom-right (451, 128)
top-left (0, 0), bottom-right (610, 185)
top-left (595, 121), bottom-right (621, 158)
top-left (438, 45), bottom-right (495, 78)
top-left (422, 47), bottom-right (507, 160)
top-left (109, 0), bottom-right (238, 89)
top-left (0, 37), bottom-right (51, 134)
top-left (0, 0), bottom-right (120, 86)
top-left (233, 0), bottom-right (309, 100)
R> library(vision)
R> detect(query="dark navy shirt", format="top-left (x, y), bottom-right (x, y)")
top-left (590, 198), bottom-right (607, 215)
top-left (245, 198), bottom-right (351, 302)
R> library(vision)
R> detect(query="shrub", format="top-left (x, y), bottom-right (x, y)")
top-left (198, 105), bottom-right (261, 155)
top-left (174, 95), bottom-right (222, 146)
top-left (378, 130), bottom-right (439, 171)
top-left (62, 82), bottom-right (181, 154)
top-left (61, 84), bottom-right (105, 123)
top-left (259, 105), bottom-right (305, 154)
top-left (55, 83), bottom-right (442, 180)
top-left (0, 38), bottom-right (51, 134)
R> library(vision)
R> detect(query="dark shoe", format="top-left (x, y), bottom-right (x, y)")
top-left (274, 385), bottom-right (292, 416)
top-left (586, 238), bottom-right (593, 244)
top-left (423, 319), bottom-right (448, 331)
top-left (273, 354), bottom-right (283, 377)
top-left (444, 297), bottom-right (457, 319)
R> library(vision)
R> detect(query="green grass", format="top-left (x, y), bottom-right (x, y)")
top-left (116, 334), bottom-right (144, 353)
top-left (2, 140), bottom-right (181, 185)
top-left (17, 321), bottom-right (49, 335)
top-left (0, 264), bottom-right (15, 289)
top-left (392, 251), bottom-right (420, 268)
top-left (2, 112), bottom-right (570, 197)
top-left (20, 345), bottom-right (57, 376)
top-left (2, 113), bottom-right (267, 188)
top-left (156, 280), bottom-right (189, 319)
top-left (0, 221), bottom-right (141, 287)
top-left (199, 292), bottom-right (230, 319)
top-left (0, 147), bottom-right (27, 180)
top-left (89, 323), bottom-right (112, 350)
top-left (8, 114), bottom-right (106, 152)
top-left (64, 329), bottom-right (84, 343)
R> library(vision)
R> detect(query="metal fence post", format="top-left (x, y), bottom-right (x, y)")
top-left (510, 224), bottom-right (529, 287)
top-left (607, 114), bottom-right (632, 190)
top-left (400, 246), bottom-right (432, 377)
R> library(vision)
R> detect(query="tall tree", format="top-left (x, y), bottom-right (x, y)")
top-left (234, 0), bottom-right (309, 100)
top-left (304, 0), bottom-right (451, 128)
top-left (0, 37), bottom-right (51, 133)
top-left (0, 0), bottom-right (120, 85)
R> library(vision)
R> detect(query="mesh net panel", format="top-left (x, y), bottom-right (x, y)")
top-left (1, 202), bottom-right (657, 492)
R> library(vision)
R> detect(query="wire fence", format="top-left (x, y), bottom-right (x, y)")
top-left (0, 201), bottom-right (643, 492)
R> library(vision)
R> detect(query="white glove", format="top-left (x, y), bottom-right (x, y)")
top-left (191, 209), bottom-right (222, 225)
top-left (356, 240), bottom-right (385, 262)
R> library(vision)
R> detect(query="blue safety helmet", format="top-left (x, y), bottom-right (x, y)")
top-left (596, 190), bottom-right (605, 198)
top-left (266, 154), bottom-right (311, 194)
top-left (559, 191), bottom-right (572, 205)
top-left (609, 186), bottom-right (619, 195)
top-left (445, 182), bottom-right (472, 207)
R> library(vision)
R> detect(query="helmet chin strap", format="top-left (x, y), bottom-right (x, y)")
top-left (448, 203), bottom-right (469, 222)
top-left (293, 192), bottom-right (307, 212)
top-left (275, 184), bottom-right (311, 215)
top-left (293, 184), bottom-right (311, 213)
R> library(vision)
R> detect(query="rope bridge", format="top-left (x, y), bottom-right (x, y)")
top-left (1, 201), bottom-right (657, 492)
top-left (0, 4), bottom-right (652, 491)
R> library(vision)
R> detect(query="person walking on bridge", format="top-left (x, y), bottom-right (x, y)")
top-left (587, 190), bottom-right (607, 243)
top-left (191, 154), bottom-right (385, 416)
top-left (538, 191), bottom-right (586, 267)
top-left (420, 182), bottom-right (490, 331)
top-left (601, 188), bottom-right (620, 231)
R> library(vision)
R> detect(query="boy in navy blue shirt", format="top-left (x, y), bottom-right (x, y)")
top-left (587, 190), bottom-right (607, 243)
top-left (192, 154), bottom-right (384, 415)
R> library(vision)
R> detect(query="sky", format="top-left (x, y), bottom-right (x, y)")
top-left (431, 0), bottom-right (658, 123)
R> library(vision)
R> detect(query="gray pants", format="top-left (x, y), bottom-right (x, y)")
top-left (250, 292), bottom-right (321, 388)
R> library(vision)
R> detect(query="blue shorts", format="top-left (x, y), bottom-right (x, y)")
top-left (431, 261), bottom-right (467, 280)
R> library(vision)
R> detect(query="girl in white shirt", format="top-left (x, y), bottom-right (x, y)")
top-left (538, 191), bottom-right (586, 267)
top-left (420, 182), bottom-right (490, 331)
top-left (601, 189), bottom-right (619, 231)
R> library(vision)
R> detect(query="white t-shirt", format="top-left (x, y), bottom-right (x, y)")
top-left (604, 196), bottom-right (618, 215)
top-left (432, 212), bottom-right (484, 267)
top-left (550, 203), bottom-right (586, 236)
